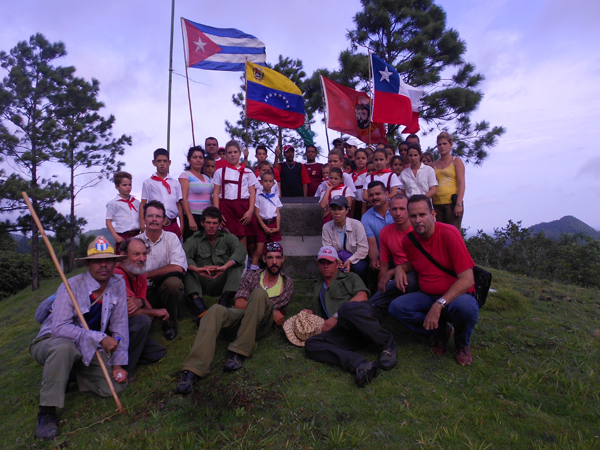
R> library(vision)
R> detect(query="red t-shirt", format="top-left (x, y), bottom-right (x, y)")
top-left (305, 162), bottom-right (323, 197)
top-left (254, 166), bottom-right (281, 182)
top-left (215, 158), bottom-right (228, 170)
top-left (379, 223), bottom-right (413, 265)
top-left (114, 266), bottom-right (148, 301)
top-left (402, 222), bottom-right (474, 296)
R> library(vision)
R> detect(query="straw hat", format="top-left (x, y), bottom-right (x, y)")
top-left (75, 235), bottom-right (127, 261)
top-left (283, 309), bottom-right (325, 347)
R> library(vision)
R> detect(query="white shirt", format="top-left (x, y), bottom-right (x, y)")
top-left (319, 185), bottom-right (351, 203)
top-left (255, 190), bottom-right (283, 220)
top-left (399, 164), bottom-right (438, 197)
top-left (366, 171), bottom-right (402, 193)
top-left (316, 173), bottom-right (356, 199)
top-left (141, 173), bottom-right (183, 220)
top-left (213, 166), bottom-right (257, 200)
top-left (354, 172), bottom-right (368, 203)
top-left (106, 195), bottom-right (140, 232)
top-left (139, 230), bottom-right (188, 274)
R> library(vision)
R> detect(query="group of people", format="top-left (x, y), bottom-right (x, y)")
top-left (30, 132), bottom-right (478, 441)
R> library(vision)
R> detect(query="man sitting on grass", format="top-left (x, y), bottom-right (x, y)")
top-left (30, 236), bottom-right (128, 440)
top-left (304, 246), bottom-right (397, 387)
top-left (175, 242), bottom-right (293, 394)
top-left (388, 195), bottom-right (479, 365)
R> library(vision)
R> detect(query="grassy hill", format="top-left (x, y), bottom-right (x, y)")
top-left (1, 268), bottom-right (599, 449)
top-left (530, 215), bottom-right (600, 241)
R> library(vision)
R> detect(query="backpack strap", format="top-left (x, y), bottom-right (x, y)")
top-left (407, 232), bottom-right (457, 278)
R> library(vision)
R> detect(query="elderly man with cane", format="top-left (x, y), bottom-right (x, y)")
top-left (30, 236), bottom-right (129, 440)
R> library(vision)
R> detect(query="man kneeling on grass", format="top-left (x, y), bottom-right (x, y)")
top-left (175, 242), bottom-right (293, 394)
top-left (304, 246), bottom-right (397, 387)
top-left (30, 236), bottom-right (128, 440)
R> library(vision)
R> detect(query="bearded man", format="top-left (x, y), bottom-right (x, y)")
top-left (175, 242), bottom-right (293, 395)
top-left (113, 237), bottom-right (168, 374)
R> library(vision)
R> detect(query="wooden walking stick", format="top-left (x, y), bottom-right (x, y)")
top-left (22, 192), bottom-right (124, 413)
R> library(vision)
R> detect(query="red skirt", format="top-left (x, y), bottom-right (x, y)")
top-left (221, 198), bottom-right (257, 237)
top-left (257, 219), bottom-right (282, 243)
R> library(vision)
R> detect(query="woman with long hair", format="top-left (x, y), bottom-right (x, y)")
top-left (179, 146), bottom-right (214, 241)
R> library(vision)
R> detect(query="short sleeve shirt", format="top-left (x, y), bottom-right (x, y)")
top-left (379, 223), bottom-right (412, 265)
top-left (106, 195), bottom-right (140, 233)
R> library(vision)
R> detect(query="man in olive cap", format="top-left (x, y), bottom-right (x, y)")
top-left (30, 236), bottom-right (129, 440)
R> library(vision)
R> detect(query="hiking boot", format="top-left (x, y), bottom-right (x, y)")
top-left (354, 361), bottom-right (380, 387)
top-left (223, 351), bottom-right (245, 372)
top-left (431, 323), bottom-right (454, 356)
top-left (175, 370), bottom-right (199, 395)
top-left (454, 346), bottom-right (473, 366)
top-left (191, 296), bottom-right (208, 316)
top-left (35, 406), bottom-right (59, 440)
top-left (378, 341), bottom-right (397, 371)
top-left (218, 292), bottom-right (235, 308)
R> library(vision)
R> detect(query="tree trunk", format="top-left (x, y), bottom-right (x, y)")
top-left (69, 154), bottom-right (75, 273)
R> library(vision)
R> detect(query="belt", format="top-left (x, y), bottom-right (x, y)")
top-left (120, 229), bottom-right (140, 237)
top-left (263, 218), bottom-right (277, 225)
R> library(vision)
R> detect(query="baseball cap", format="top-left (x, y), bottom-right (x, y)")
top-left (317, 246), bottom-right (338, 262)
top-left (329, 196), bottom-right (349, 209)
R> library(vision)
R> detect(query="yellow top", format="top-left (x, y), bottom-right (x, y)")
top-left (433, 160), bottom-right (457, 205)
top-left (260, 271), bottom-right (282, 298)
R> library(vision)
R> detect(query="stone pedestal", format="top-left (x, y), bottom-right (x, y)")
top-left (280, 197), bottom-right (321, 279)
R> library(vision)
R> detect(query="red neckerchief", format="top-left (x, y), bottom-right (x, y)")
top-left (150, 175), bottom-right (171, 194)
top-left (352, 168), bottom-right (367, 183)
top-left (373, 169), bottom-right (392, 176)
top-left (227, 163), bottom-right (246, 174)
top-left (119, 197), bottom-right (138, 212)
top-left (328, 183), bottom-right (346, 204)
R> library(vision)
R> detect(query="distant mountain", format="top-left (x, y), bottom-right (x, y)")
top-left (83, 228), bottom-right (115, 245)
top-left (529, 216), bottom-right (600, 241)
top-left (9, 233), bottom-right (31, 254)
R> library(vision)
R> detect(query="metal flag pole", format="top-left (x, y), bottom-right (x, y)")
top-left (244, 60), bottom-right (249, 152)
top-left (21, 192), bottom-right (124, 413)
top-left (181, 17), bottom-right (196, 147)
top-left (166, 0), bottom-right (176, 156)
top-left (318, 73), bottom-right (331, 153)
top-left (367, 50), bottom-right (373, 147)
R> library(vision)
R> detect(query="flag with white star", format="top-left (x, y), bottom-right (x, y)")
top-left (182, 18), bottom-right (266, 72)
top-left (370, 53), bottom-right (414, 126)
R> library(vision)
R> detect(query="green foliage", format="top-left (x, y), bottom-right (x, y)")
top-left (305, 0), bottom-right (505, 163)
top-left (225, 55), bottom-right (321, 160)
top-left (467, 220), bottom-right (600, 288)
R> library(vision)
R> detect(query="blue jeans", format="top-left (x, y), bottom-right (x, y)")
top-left (350, 259), bottom-right (368, 280)
top-left (388, 292), bottom-right (479, 347)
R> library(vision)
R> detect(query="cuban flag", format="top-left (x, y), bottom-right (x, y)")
top-left (370, 53), bottom-right (413, 126)
top-left (182, 18), bottom-right (266, 72)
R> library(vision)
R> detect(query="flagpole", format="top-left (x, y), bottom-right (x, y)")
top-left (181, 18), bottom-right (196, 147)
top-left (318, 72), bottom-right (331, 153)
top-left (166, 0), bottom-right (176, 156)
top-left (367, 50), bottom-right (373, 147)
top-left (244, 60), bottom-right (249, 152)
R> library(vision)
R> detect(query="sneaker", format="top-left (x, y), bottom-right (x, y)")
top-left (354, 361), bottom-right (380, 387)
top-left (431, 323), bottom-right (454, 356)
top-left (175, 370), bottom-right (199, 395)
top-left (218, 292), bottom-right (235, 308)
top-left (35, 406), bottom-right (59, 440)
top-left (223, 351), bottom-right (245, 372)
top-left (191, 296), bottom-right (208, 316)
top-left (378, 341), bottom-right (397, 371)
top-left (454, 346), bottom-right (473, 366)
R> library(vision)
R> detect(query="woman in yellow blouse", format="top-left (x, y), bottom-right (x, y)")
top-left (432, 132), bottom-right (465, 230)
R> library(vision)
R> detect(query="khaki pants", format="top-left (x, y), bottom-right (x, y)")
top-left (182, 288), bottom-right (274, 377)
top-left (30, 334), bottom-right (127, 408)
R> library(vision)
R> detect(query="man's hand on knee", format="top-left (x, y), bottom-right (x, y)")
top-left (100, 336), bottom-right (119, 353)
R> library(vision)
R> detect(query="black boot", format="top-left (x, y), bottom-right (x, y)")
top-left (35, 406), bottom-right (59, 440)
top-left (218, 292), bottom-right (235, 308)
top-left (223, 351), bottom-right (245, 372)
top-left (191, 296), bottom-right (208, 316)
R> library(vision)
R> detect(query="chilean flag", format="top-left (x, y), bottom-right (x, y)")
top-left (403, 83), bottom-right (424, 133)
top-left (371, 54), bottom-right (413, 125)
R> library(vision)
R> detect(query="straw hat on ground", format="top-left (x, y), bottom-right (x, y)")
top-left (283, 309), bottom-right (325, 347)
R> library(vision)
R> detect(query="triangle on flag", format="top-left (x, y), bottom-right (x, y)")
top-left (184, 20), bottom-right (222, 67)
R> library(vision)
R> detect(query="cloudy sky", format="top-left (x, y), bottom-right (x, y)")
top-left (1, 0), bottom-right (598, 234)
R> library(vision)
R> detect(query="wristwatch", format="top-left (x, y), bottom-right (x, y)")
top-left (436, 298), bottom-right (447, 308)
top-left (333, 312), bottom-right (339, 319)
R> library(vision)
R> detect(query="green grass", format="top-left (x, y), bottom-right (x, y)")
top-left (1, 268), bottom-right (600, 449)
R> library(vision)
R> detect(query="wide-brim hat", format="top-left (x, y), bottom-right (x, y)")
top-left (283, 309), bottom-right (325, 347)
top-left (75, 235), bottom-right (127, 261)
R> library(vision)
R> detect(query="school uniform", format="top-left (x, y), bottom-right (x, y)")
top-left (352, 169), bottom-right (368, 220)
top-left (319, 184), bottom-right (351, 225)
top-left (213, 164), bottom-right (259, 237)
top-left (255, 190), bottom-right (283, 243)
top-left (141, 173), bottom-right (183, 238)
top-left (363, 170), bottom-right (402, 199)
top-left (106, 195), bottom-right (141, 250)
top-left (256, 180), bottom-right (280, 197)
top-left (315, 173), bottom-right (357, 199)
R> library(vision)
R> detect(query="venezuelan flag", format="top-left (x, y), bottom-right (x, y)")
top-left (245, 61), bottom-right (305, 129)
